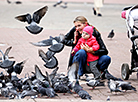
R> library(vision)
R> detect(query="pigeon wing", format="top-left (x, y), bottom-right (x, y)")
top-left (15, 13), bottom-right (32, 24)
top-left (67, 62), bottom-right (79, 82)
top-left (30, 38), bottom-right (52, 47)
top-left (33, 6), bottom-right (48, 24)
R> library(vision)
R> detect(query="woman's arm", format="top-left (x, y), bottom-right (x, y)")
top-left (92, 28), bottom-right (108, 56)
top-left (62, 27), bottom-right (76, 46)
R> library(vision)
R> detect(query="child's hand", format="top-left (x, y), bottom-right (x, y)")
top-left (71, 50), bottom-right (76, 56)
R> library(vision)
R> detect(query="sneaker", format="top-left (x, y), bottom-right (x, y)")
top-left (97, 13), bottom-right (102, 17)
top-left (92, 8), bottom-right (97, 15)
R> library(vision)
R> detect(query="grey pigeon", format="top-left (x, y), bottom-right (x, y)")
top-left (15, 6), bottom-right (48, 34)
top-left (7, 59), bottom-right (27, 74)
top-left (72, 80), bottom-right (83, 94)
top-left (60, 2), bottom-right (68, 9)
top-left (73, 80), bottom-right (92, 100)
top-left (20, 89), bottom-right (38, 99)
top-left (37, 84), bottom-right (57, 98)
top-left (104, 69), bottom-right (122, 81)
top-left (53, 0), bottom-right (62, 7)
top-left (117, 81), bottom-right (137, 92)
top-left (35, 65), bottom-right (47, 82)
top-left (38, 49), bottom-right (58, 68)
top-left (78, 89), bottom-right (92, 100)
top-left (67, 62), bottom-right (79, 84)
top-left (0, 46), bottom-right (15, 69)
top-left (86, 79), bottom-right (105, 89)
top-left (30, 34), bottom-right (65, 53)
top-left (107, 29), bottom-right (114, 39)
top-left (107, 79), bottom-right (123, 93)
top-left (7, 0), bottom-right (22, 4)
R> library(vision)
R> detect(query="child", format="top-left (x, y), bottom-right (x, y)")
top-left (71, 26), bottom-right (101, 79)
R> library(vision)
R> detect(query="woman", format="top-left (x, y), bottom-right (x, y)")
top-left (62, 16), bottom-right (111, 79)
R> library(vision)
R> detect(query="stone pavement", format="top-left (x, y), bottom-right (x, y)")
top-left (0, 0), bottom-right (138, 101)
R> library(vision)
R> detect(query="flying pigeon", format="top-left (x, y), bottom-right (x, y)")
top-left (15, 6), bottom-right (48, 34)
top-left (107, 29), bottom-right (114, 39)
top-left (30, 34), bottom-right (65, 53)
top-left (67, 62), bottom-right (79, 84)
top-left (0, 46), bottom-right (15, 69)
top-left (35, 65), bottom-right (47, 82)
top-left (38, 49), bottom-right (58, 69)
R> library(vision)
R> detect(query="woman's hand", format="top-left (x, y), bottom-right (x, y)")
top-left (73, 30), bottom-right (79, 44)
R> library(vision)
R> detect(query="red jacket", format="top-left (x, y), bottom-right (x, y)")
top-left (73, 34), bottom-right (99, 63)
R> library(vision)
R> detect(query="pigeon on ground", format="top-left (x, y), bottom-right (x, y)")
top-left (60, 2), bottom-right (68, 9)
top-left (73, 80), bottom-right (92, 100)
top-left (0, 46), bottom-right (15, 69)
top-left (38, 49), bottom-right (58, 68)
top-left (117, 80), bottom-right (137, 92)
top-left (53, 0), bottom-right (62, 7)
top-left (20, 89), bottom-right (38, 99)
top-left (78, 89), bottom-right (92, 100)
top-left (86, 79), bottom-right (105, 89)
top-left (107, 29), bottom-right (114, 39)
top-left (104, 69), bottom-right (122, 81)
top-left (15, 6), bottom-right (48, 34)
top-left (107, 79), bottom-right (123, 93)
top-left (7, 0), bottom-right (22, 4)
top-left (72, 80), bottom-right (83, 94)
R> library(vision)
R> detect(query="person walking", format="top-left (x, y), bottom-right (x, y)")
top-left (92, 0), bottom-right (104, 17)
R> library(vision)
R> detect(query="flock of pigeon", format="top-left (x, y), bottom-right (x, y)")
top-left (0, 4), bottom-right (136, 100)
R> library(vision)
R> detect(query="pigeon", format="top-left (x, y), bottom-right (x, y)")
top-left (107, 29), bottom-right (114, 39)
top-left (30, 34), bottom-right (65, 53)
top-left (54, 82), bottom-right (72, 94)
top-left (7, 0), bottom-right (22, 4)
top-left (20, 89), bottom-right (38, 99)
top-left (106, 96), bottom-right (110, 101)
top-left (72, 80), bottom-right (83, 94)
top-left (60, 2), bottom-right (68, 9)
top-left (117, 81), bottom-right (137, 92)
top-left (78, 89), bottom-right (92, 100)
top-left (37, 83), bottom-right (57, 98)
top-left (53, 0), bottom-right (62, 7)
top-left (104, 69), bottom-right (122, 81)
top-left (38, 49), bottom-right (58, 69)
top-left (86, 79), bottom-right (105, 89)
top-left (0, 46), bottom-right (15, 69)
top-left (67, 62), bottom-right (79, 84)
top-left (15, 6), bottom-right (48, 34)
top-left (7, 59), bottom-right (27, 74)
top-left (107, 79), bottom-right (123, 93)
top-left (35, 65), bottom-right (47, 82)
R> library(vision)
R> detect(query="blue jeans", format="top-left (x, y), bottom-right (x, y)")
top-left (97, 55), bottom-right (111, 71)
top-left (72, 49), bottom-right (87, 76)
top-left (72, 49), bottom-right (111, 76)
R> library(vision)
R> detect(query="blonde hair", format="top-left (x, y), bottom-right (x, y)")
top-left (73, 16), bottom-right (91, 26)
